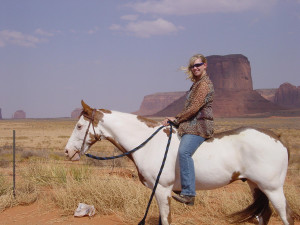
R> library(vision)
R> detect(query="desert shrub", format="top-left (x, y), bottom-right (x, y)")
top-left (20, 161), bottom-right (67, 185)
top-left (52, 174), bottom-right (157, 223)
top-left (0, 177), bottom-right (37, 211)
top-left (0, 175), bottom-right (9, 196)
top-left (0, 159), bottom-right (9, 168)
top-left (69, 165), bottom-right (91, 182)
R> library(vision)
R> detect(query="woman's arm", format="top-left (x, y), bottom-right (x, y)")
top-left (175, 80), bottom-right (210, 123)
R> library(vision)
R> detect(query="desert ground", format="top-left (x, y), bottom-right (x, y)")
top-left (0, 116), bottom-right (299, 225)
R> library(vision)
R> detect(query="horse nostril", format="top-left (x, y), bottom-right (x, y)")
top-left (65, 149), bottom-right (69, 155)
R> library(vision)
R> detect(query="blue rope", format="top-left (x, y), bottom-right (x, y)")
top-left (84, 122), bottom-right (174, 225)
top-left (85, 124), bottom-right (166, 160)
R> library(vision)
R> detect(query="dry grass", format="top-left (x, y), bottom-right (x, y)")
top-left (0, 117), bottom-right (299, 224)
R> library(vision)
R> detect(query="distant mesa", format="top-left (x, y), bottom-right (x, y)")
top-left (256, 89), bottom-right (277, 102)
top-left (206, 54), bottom-right (253, 91)
top-left (13, 110), bottom-right (26, 119)
top-left (133, 92), bottom-right (186, 116)
top-left (274, 83), bottom-right (300, 108)
top-left (0, 108), bottom-right (2, 120)
top-left (135, 54), bottom-right (299, 117)
top-left (71, 108), bottom-right (82, 119)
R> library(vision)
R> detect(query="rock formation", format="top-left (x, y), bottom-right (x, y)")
top-left (274, 83), bottom-right (300, 108)
top-left (256, 89), bottom-right (277, 102)
top-left (0, 108), bottom-right (2, 120)
top-left (13, 110), bottom-right (26, 119)
top-left (134, 92), bottom-right (186, 116)
top-left (71, 108), bottom-right (82, 119)
top-left (153, 90), bottom-right (283, 117)
top-left (206, 54), bottom-right (252, 91)
top-left (139, 54), bottom-right (284, 117)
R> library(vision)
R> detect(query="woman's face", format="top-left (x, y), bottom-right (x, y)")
top-left (191, 58), bottom-right (207, 80)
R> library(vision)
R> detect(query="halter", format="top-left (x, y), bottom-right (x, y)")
top-left (70, 109), bottom-right (101, 160)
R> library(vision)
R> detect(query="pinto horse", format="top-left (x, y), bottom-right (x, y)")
top-left (65, 101), bottom-right (294, 225)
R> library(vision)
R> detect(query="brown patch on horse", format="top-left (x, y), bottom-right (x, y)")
top-left (206, 126), bottom-right (290, 161)
top-left (81, 109), bottom-right (111, 127)
top-left (206, 127), bottom-right (248, 142)
top-left (229, 171), bottom-right (247, 183)
top-left (105, 136), bottom-right (134, 162)
top-left (255, 127), bottom-right (282, 142)
top-left (163, 128), bottom-right (176, 137)
top-left (206, 126), bottom-right (284, 144)
top-left (99, 109), bottom-right (112, 114)
top-left (137, 115), bottom-right (159, 128)
top-left (105, 136), bottom-right (147, 187)
top-left (230, 171), bottom-right (241, 183)
top-left (88, 133), bottom-right (101, 146)
top-left (105, 137), bottom-right (127, 154)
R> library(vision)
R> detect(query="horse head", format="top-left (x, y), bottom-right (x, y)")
top-left (65, 100), bottom-right (103, 161)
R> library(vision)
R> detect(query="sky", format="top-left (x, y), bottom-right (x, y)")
top-left (0, 0), bottom-right (299, 118)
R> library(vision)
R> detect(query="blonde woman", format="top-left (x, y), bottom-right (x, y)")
top-left (162, 54), bottom-right (214, 205)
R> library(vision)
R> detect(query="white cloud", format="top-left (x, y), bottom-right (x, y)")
top-left (88, 26), bottom-right (99, 35)
top-left (35, 28), bottom-right (54, 37)
top-left (109, 24), bottom-right (122, 31)
top-left (121, 14), bottom-right (139, 21)
top-left (110, 18), bottom-right (181, 38)
top-left (129, 0), bottom-right (278, 15)
top-left (0, 30), bottom-right (46, 47)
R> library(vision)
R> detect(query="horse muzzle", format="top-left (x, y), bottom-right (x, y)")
top-left (65, 148), bottom-right (81, 161)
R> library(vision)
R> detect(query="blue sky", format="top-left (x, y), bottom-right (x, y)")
top-left (0, 0), bottom-right (299, 118)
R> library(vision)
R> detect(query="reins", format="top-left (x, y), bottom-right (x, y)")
top-left (81, 112), bottom-right (174, 225)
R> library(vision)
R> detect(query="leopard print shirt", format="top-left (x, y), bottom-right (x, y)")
top-left (175, 74), bottom-right (214, 138)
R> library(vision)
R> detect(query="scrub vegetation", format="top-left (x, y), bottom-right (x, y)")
top-left (0, 117), bottom-right (299, 224)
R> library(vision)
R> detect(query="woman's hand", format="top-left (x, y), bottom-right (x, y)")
top-left (161, 117), bottom-right (176, 126)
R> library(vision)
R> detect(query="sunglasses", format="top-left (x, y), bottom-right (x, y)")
top-left (190, 62), bottom-right (204, 69)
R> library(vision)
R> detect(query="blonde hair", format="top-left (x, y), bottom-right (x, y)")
top-left (181, 54), bottom-right (207, 82)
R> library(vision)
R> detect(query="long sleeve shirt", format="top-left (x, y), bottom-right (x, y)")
top-left (175, 74), bottom-right (214, 138)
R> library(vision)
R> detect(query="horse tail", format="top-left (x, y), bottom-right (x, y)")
top-left (228, 188), bottom-right (271, 224)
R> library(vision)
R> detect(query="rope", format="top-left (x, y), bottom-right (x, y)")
top-left (84, 122), bottom-right (174, 225)
top-left (85, 125), bottom-right (166, 160)
top-left (138, 123), bottom-right (173, 225)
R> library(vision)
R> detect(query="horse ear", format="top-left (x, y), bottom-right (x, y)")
top-left (81, 100), bottom-right (93, 115)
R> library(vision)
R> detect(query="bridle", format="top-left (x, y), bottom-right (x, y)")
top-left (70, 109), bottom-right (101, 160)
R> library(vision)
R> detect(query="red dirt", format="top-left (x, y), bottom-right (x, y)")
top-left (0, 202), bottom-right (126, 225)
top-left (0, 201), bottom-right (299, 225)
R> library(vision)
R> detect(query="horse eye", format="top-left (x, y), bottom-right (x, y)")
top-left (77, 124), bottom-right (82, 130)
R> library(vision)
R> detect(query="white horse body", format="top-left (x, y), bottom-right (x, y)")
top-left (65, 102), bottom-right (294, 225)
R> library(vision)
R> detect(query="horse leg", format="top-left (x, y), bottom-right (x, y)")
top-left (247, 180), bottom-right (272, 225)
top-left (264, 188), bottom-right (294, 225)
top-left (155, 186), bottom-right (172, 225)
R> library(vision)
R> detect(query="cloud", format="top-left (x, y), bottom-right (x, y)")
top-left (121, 14), bottom-right (139, 21)
top-left (0, 30), bottom-right (46, 47)
top-left (129, 0), bottom-right (277, 15)
top-left (35, 28), bottom-right (55, 37)
top-left (110, 18), bottom-right (181, 38)
top-left (109, 24), bottom-right (122, 31)
top-left (87, 26), bottom-right (99, 35)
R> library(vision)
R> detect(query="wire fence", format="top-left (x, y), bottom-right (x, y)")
top-left (1, 130), bottom-right (300, 196)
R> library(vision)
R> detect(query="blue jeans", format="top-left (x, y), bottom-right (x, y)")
top-left (178, 134), bottom-right (205, 196)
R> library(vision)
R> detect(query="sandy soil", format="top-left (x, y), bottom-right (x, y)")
top-left (0, 202), bottom-right (126, 225)
top-left (0, 201), bottom-right (299, 225)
